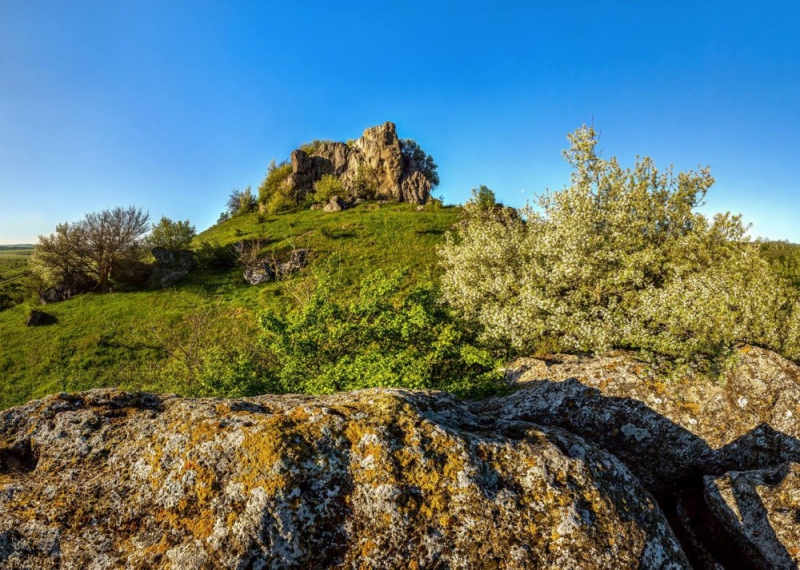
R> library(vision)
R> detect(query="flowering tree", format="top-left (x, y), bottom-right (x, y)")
top-left (439, 126), bottom-right (797, 364)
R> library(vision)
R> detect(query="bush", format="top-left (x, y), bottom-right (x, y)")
top-left (313, 174), bottom-right (344, 203)
top-left (439, 125), bottom-right (799, 369)
top-left (193, 239), bottom-right (235, 270)
top-left (299, 139), bottom-right (332, 155)
top-left (258, 160), bottom-right (294, 213)
top-left (146, 217), bottom-right (196, 252)
top-left (257, 268), bottom-right (503, 398)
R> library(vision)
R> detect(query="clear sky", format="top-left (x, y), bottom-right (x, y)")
top-left (1, 1), bottom-right (798, 244)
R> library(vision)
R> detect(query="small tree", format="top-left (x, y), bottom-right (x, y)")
top-left (32, 206), bottom-right (150, 292)
top-left (146, 217), bottom-right (196, 252)
top-left (258, 160), bottom-right (295, 214)
top-left (226, 187), bottom-right (256, 217)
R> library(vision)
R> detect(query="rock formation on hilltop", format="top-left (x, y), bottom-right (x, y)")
top-left (286, 122), bottom-right (434, 205)
top-left (3, 347), bottom-right (800, 568)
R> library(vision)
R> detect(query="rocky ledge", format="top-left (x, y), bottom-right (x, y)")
top-left (2, 347), bottom-right (800, 568)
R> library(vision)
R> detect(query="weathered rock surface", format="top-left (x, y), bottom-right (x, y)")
top-left (705, 462), bottom-right (800, 568)
top-left (286, 122), bottom-right (432, 204)
top-left (498, 347), bottom-right (800, 568)
top-left (322, 195), bottom-right (345, 212)
top-left (0, 389), bottom-right (688, 569)
top-left (149, 247), bottom-right (195, 289)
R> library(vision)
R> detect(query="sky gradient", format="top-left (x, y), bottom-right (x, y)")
top-left (1, 1), bottom-right (798, 243)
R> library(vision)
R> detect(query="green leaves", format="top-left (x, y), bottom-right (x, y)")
top-left (257, 269), bottom-right (502, 397)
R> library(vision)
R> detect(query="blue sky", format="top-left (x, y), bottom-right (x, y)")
top-left (1, 1), bottom-right (798, 243)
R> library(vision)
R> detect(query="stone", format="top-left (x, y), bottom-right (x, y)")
top-left (242, 264), bottom-right (276, 285)
top-left (0, 389), bottom-right (689, 569)
top-left (39, 274), bottom-right (98, 304)
top-left (242, 249), bottom-right (308, 285)
top-left (286, 122), bottom-right (432, 205)
top-left (322, 196), bottom-right (345, 212)
top-left (149, 247), bottom-right (194, 288)
top-left (278, 248), bottom-right (308, 276)
top-left (24, 310), bottom-right (55, 327)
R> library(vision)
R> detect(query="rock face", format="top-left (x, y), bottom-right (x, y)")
top-left (149, 247), bottom-right (195, 289)
top-left (286, 122), bottom-right (432, 205)
top-left (705, 463), bottom-right (800, 568)
top-left (0, 389), bottom-right (688, 569)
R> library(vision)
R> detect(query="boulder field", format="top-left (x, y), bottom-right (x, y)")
top-left (1, 347), bottom-right (799, 568)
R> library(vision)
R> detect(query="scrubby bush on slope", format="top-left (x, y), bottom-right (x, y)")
top-left (439, 126), bottom-right (800, 367)
top-left (257, 268), bottom-right (502, 397)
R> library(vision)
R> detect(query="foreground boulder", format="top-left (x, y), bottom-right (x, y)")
top-left (0, 389), bottom-right (687, 569)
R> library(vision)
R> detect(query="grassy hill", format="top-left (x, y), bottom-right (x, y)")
top-left (0, 202), bottom-right (462, 409)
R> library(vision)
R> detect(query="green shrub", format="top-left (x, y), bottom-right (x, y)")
top-left (193, 239), bottom-right (234, 269)
top-left (146, 217), bottom-right (196, 252)
top-left (313, 174), bottom-right (344, 203)
top-left (439, 125), bottom-right (799, 369)
top-left (256, 268), bottom-right (503, 398)
top-left (352, 164), bottom-right (378, 199)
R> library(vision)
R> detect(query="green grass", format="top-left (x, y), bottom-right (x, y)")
top-left (0, 203), bottom-right (461, 409)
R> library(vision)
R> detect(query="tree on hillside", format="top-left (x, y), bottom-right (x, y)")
top-left (226, 187), bottom-right (256, 217)
top-left (32, 206), bottom-right (150, 292)
top-left (439, 125), bottom-right (798, 367)
top-left (401, 139), bottom-right (440, 188)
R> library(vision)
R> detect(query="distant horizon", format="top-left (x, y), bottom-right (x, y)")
top-left (2, 1), bottom-right (798, 244)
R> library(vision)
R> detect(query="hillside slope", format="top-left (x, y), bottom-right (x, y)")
top-left (0, 203), bottom-right (461, 409)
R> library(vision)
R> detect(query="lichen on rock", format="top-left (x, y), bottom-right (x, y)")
top-left (0, 388), bottom-right (688, 569)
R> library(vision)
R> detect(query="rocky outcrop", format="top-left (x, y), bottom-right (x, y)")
top-left (242, 248), bottom-right (308, 285)
top-left (149, 247), bottom-right (194, 288)
top-left (0, 389), bottom-right (688, 569)
top-left (286, 122), bottom-right (433, 205)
